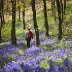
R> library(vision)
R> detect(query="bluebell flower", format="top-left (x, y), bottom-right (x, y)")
top-left (58, 66), bottom-right (68, 72)
top-left (63, 58), bottom-right (69, 68)
top-left (48, 60), bottom-right (57, 72)
top-left (35, 66), bottom-right (46, 72)
top-left (4, 61), bottom-right (21, 72)
top-left (0, 67), bottom-right (5, 72)
top-left (68, 61), bottom-right (72, 69)
top-left (20, 64), bottom-right (32, 72)
top-left (48, 66), bottom-right (57, 72)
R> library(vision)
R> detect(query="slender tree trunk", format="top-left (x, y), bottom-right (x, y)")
top-left (23, 9), bottom-right (25, 29)
top-left (11, 0), bottom-right (17, 45)
top-left (56, 0), bottom-right (62, 40)
top-left (18, 6), bottom-right (21, 21)
top-left (51, 0), bottom-right (56, 21)
top-left (31, 0), bottom-right (40, 46)
top-left (0, 0), bottom-right (2, 43)
top-left (1, 0), bottom-right (3, 27)
top-left (64, 0), bottom-right (66, 15)
top-left (60, 0), bottom-right (64, 21)
top-left (0, 27), bottom-right (2, 43)
top-left (1, 0), bottom-right (5, 24)
top-left (0, 1), bottom-right (2, 43)
top-left (43, 0), bottom-right (49, 37)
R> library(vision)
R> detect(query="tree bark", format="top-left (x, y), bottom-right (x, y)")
top-left (31, 0), bottom-right (40, 46)
top-left (0, 27), bottom-right (2, 43)
top-left (64, 0), bottom-right (66, 15)
top-left (23, 9), bottom-right (25, 29)
top-left (1, 0), bottom-right (5, 25)
top-left (18, 6), bottom-right (21, 21)
top-left (11, 0), bottom-right (17, 45)
top-left (43, 0), bottom-right (49, 37)
top-left (60, 0), bottom-right (64, 21)
top-left (56, 0), bottom-right (62, 40)
top-left (0, 0), bottom-right (2, 43)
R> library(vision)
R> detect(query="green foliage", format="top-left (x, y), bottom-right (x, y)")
top-left (0, 56), bottom-right (13, 67)
top-left (59, 38), bottom-right (66, 48)
top-left (38, 45), bottom-right (43, 48)
top-left (2, 24), bottom-right (11, 41)
top-left (54, 38), bottom-right (67, 49)
top-left (16, 28), bottom-right (24, 36)
top-left (67, 52), bottom-right (72, 58)
top-left (14, 48), bottom-right (25, 55)
top-left (49, 22), bottom-right (58, 36)
top-left (6, 55), bottom-right (13, 62)
top-left (55, 58), bottom-right (62, 66)
top-left (40, 55), bottom-right (49, 69)
top-left (14, 44), bottom-right (27, 56)
top-left (66, 1), bottom-right (72, 14)
top-left (5, 16), bottom-right (12, 23)
top-left (0, 62), bottom-right (5, 67)
top-left (45, 43), bottom-right (55, 52)
top-left (45, 44), bottom-right (49, 47)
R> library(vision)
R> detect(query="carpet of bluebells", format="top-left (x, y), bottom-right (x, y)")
top-left (0, 35), bottom-right (72, 72)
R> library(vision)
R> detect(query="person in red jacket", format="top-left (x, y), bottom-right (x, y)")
top-left (26, 28), bottom-right (33, 48)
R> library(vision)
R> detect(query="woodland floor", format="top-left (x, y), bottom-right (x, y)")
top-left (0, 32), bottom-right (72, 72)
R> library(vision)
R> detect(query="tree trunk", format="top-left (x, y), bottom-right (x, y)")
top-left (11, 0), bottom-right (17, 45)
top-left (18, 6), bottom-right (21, 21)
top-left (0, 27), bottom-right (2, 43)
top-left (43, 0), bottom-right (49, 37)
top-left (23, 9), bottom-right (25, 30)
top-left (56, 0), bottom-right (62, 40)
top-left (0, 16), bottom-right (2, 43)
top-left (60, 0), bottom-right (64, 21)
top-left (31, 0), bottom-right (40, 46)
top-left (51, 0), bottom-right (56, 21)
top-left (0, 0), bottom-right (2, 43)
top-left (1, 0), bottom-right (5, 25)
top-left (64, 0), bottom-right (66, 15)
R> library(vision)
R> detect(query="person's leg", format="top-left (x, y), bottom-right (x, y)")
top-left (27, 40), bottom-right (29, 48)
top-left (28, 39), bottom-right (31, 48)
top-left (27, 40), bottom-right (31, 48)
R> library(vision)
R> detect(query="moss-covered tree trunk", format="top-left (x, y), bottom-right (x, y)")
top-left (31, 0), bottom-right (40, 46)
top-left (56, 0), bottom-right (62, 40)
top-left (43, 0), bottom-right (49, 37)
top-left (11, 0), bottom-right (17, 45)
top-left (23, 9), bottom-right (25, 30)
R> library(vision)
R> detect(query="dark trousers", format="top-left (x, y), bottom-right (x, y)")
top-left (27, 38), bottom-right (31, 48)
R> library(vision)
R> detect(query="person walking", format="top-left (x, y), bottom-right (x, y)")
top-left (26, 28), bottom-right (33, 48)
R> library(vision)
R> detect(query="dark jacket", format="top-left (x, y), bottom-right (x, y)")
top-left (26, 31), bottom-right (33, 40)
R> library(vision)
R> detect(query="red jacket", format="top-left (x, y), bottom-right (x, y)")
top-left (26, 31), bottom-right (33, 39)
